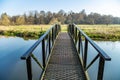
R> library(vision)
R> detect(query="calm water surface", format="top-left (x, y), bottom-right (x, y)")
top-left (0, 36), bottom-right (120, 80)
top-left (0, 36), bottom-right (38, 80)
top-left (87, 41), bottom-right (120, 80)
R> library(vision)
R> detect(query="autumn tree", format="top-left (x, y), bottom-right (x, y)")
top-left (1, 13), bottom-right (10, 26)
top-left (49, 17), bottom-right (60, 24)
top-left (16, 16), bottom-right (25, 25)
top-left (1, 10), bottom-right (120, 25)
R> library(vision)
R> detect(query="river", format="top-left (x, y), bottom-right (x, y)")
top-left (0, 36), bottom-right (120, 80)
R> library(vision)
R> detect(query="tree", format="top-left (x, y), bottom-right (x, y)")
top-left (0, 10), bottom-right (120, 25)
top-left (1, 13), bottom-right (10, 26)
top-left (27, 11), bottom-right (34, 24)
top-left (16, 16), bottom-right (25, 25)
top-left (45, 11), bottom-right (53, 24)
top-left (65, 14), bottom-right (72, 24)
top-left (38, 11), bottom-right (46, 24)
top-left (23, 13), bottom-right (27, 24)
top-left (34, 11), bottom-right (39, 24)
top-left (49, 17), bottom-right (60, 24)
top-left (56, 10), bottom-right (66, 24)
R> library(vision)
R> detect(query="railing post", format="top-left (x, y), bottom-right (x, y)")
top-left (52, 27), bottom-right (54, 45)
top-left (75, 27), bottom-right (77, 45)
top-left (48, 32), bottom-right (51, 54)
top-left (78, 32), bottom-right (81, 54)
top-left (84, 38), bottom-right (88, 69)
top-left (42, 39), bottom-right (46, 68)
top-left (57, 24), bottom-right (59, 35)
top-left (69, 24), bottom-right (72, 34)
top-left (26, 56), bottom-right (32, 80)
top-left (72, 24), bottom-right (74, 38)
top-left (97, 57), bottom-right (105, 80)
top-left (70, 24), bottom-right (73, 35)
top-left (55, 24), bottom-right (57, 38)
top-left (67, 25), bottom-right (69, 33)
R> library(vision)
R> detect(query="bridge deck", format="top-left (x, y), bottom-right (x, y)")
top-left (42, 32), bottom-right (87, 80)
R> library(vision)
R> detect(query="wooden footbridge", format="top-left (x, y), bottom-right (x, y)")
top-left (21, 24), bottom-right (111, 80)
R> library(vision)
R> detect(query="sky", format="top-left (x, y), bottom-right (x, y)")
top-left (0, 0), bottom-right (120, 17)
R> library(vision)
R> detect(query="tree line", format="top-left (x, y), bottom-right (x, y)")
top-left (0, 9), bottom-right (120, 26)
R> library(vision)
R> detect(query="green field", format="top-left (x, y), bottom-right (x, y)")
top-left (0, 24), bottom-right (120, 41)
top-left (78, 25), bottom-right (120, 41)
top-left (0, 25), bottom-right (51, 39)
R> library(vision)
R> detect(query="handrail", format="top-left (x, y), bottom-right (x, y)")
top-left (21, 25), bottom-right (54, 60)
top-left (68, 23), bottom-right (111, 80)
top-left (21, 24), bottom-right (61, 80)
top-left (74, 24), bottom-right (111, 60)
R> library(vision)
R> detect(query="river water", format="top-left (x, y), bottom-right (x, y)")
top-left (0, 36), bottom-right (120, 80)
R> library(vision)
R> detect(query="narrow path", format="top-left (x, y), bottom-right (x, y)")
top-left (43, 32), bottom-right (87, 80)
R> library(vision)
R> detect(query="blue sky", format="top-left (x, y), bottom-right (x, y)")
top-left (0, 0), bottom-right (120, 17)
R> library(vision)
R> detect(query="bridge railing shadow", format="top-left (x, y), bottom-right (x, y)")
top-left (68, 23), bottom-right (111, 80)
top-left (21, 24), bottom-right (61, 80)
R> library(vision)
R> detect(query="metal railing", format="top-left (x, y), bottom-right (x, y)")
top-left (21, 24), bottom-right (61, 80)
top-left (68, 24), bottom-right (111, 80)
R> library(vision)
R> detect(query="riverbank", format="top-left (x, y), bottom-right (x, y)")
top-left (0, 25), bottom-right (50, 39)
top-left (79, 25), bottom-right (120, 41)
top-left (0, 25), bottom-right (120, 40)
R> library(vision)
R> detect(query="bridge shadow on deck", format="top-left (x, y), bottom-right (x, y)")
top-left (43, 32), bottom-right (87, 80)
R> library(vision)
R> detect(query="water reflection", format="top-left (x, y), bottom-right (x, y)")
top-left (0, 36), bottom-right (36, 80)
top-left (0, 36), bottom-right (120, 80)
top-left (87, 41), bottom-right (120, 80)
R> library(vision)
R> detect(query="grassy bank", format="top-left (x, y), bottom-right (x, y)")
top-left (79, 25), bottom-right (120, 41)
top-left (0, 25), bottom-right (120, 41)
top-left (0, 25), bottom-right (50, 39)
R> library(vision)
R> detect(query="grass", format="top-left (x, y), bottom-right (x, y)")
top-left (78, 25), bottom-right (120, 41)
top-left (0, 24), bottom-right (120, 41)
top-left (0, 25), bottom-right (51, 39)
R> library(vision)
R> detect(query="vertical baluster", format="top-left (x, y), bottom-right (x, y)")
top-left (48, 32), bottom-right (51, 54)
top-left (67, 24), bottom-right (70, 33)
top-left (97, 57), bottom-right (105, 80)
top-left (73, 26), bottom-right (75, 40)
top-left (55, 24), bottom-right (57, 38)
top-left (42, 39), bottom-right (46, 68)
top-left (71, 24), bottom-right (72, 35)
top-left (78, 32), bottom-right (81, 54)
top-left (52, 27), bottom-right (54, 45)
top-left (57, 24), bottom-right (58, 35)
top-left (26, 56), bottom-right (32, 80)
top-left (69, 24), bottom-right (71, 34)
top-left (84, 38), bottom-right (88, 69)
top-left (71, 24), bottom-right (74, 39)
top-left (75, 27), bottom-right (77, 45)
top-left (69, 24), bottom-right (70, 33)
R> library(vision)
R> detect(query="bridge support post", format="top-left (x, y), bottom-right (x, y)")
top-left (49, 32), bottom-right (51, 54)
top-left (26, 56), bottom-right (32, 80)
top-left (84, 38), bottom-right (88, 69)
top-left (75, 27), bottom-right (77, 45)
top-left (97, 57), bottom-right (105, 80)
top-left (52, 28), bottom-right (54, 45)
top-left (42, 39), bottom-right (46, 68)
top-left (72, 24), bottom-right (74, 38)
top-left (78, 32), bottom-right (81, 54)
